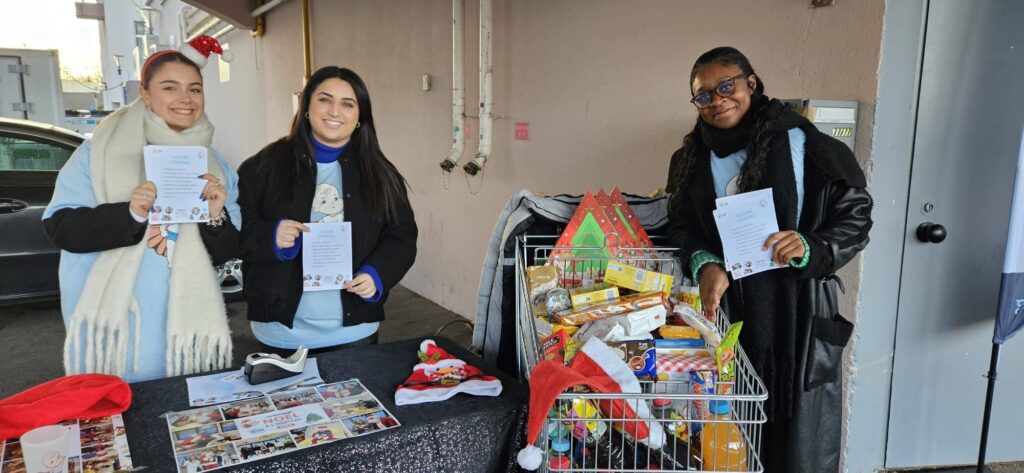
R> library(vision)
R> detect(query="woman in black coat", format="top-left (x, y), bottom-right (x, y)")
top-left (237, 67), bottom-right (417, 355)
top-left (666, 47), bottom-right (872, 472)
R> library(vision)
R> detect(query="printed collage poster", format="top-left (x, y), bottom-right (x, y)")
top-left (1, 415), bottom-right (133, 473)
top-left (166, 379), bottom-right (398, 472)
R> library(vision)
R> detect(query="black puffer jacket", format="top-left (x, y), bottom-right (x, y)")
top-left (666, 101), bottom-right (872, 473)
top-left (237, 136), bottom-right (417, 328)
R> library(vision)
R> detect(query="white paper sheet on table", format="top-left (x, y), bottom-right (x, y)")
top-left (186, 359), bottom-right (323, 407)
top-left (301, 222), bottom-right (353, 292)
top-left (712, 188), bottom-right (783, 279)
top-left (143, 145), bottom-right (210, 224)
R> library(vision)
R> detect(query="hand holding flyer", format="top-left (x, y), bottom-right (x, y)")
top-left (712, 188), bottom-right (783, 279)
top-left (143, 145), bottom-right (210, 224)
top-left (302, 222), bottom-right (354, 292)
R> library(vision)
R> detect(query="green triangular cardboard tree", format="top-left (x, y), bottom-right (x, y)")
top-left (548, 189), bottom-right (655, 283)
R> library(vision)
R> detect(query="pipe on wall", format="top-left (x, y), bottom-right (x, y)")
top-left (439, 0), bottom-right (466, 172)
top-left (300, 0), bottom-right (311, 82)
top-left (464, 0), bottom-right (491, 176)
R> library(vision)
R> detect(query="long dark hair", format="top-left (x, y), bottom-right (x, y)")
top-left (276, 66), bottom-right (409, 222)
top-left (670, 47), bottom-right (778, 198)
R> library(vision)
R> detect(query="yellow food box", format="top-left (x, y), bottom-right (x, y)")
top-left (659, 324), bottom-right (701, 339)
top-left (604, 261), bottom-right (674, 295)
top-left (568, 284), bottom-right (620, 310)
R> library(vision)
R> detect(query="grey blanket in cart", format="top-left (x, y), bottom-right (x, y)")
top-left (473, 189), bottom-right (670, 376)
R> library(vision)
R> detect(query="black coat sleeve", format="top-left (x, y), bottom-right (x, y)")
top-left (43, 203), bottom-right (148, 253)
top-left (795, 184), bottom-right (873, 279)
top-left (198, 213), bottom-right (241, 266)
top-left (665, 188), bottom-right (721, 272)
top-left (237, 158), bottom-right (285, 264)
top-left (361, 194), bottom-right (418, 295)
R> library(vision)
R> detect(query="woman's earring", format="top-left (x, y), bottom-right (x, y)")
top-left (304, 112), bottom-right (309, 119)
top-left (355, 122), bottom-right (361, 129)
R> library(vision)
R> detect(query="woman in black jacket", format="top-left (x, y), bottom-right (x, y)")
top-left (666, 47), bottom-right (872, 472)
top-left (237, 66), bottom-right (417, 355)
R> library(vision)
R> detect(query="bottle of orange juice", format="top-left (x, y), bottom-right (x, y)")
top-left (700, 400), bottom-right (747, 471)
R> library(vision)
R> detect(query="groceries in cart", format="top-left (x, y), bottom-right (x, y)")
top-left (515, 192), bottom-right (765, 471)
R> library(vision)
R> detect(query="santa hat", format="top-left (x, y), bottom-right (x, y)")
top-left (517, 337), bottom-right (665, 471)
top-left (394, 340), bottom-right (502, 406)
top-left (0, 374), bottom-right (131, 440)
top-left (180, 35), bottom-right (234, 68)
top-left (141, 35), bottom-right (233, 86)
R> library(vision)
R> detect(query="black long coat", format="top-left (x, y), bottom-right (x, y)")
top-left (666, 105), bottom-right (872, 472)
top-left (236, 136), bottom-right (417, 328)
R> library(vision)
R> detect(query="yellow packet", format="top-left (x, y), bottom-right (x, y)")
top-left (604, 261), bottom-right (673, 295)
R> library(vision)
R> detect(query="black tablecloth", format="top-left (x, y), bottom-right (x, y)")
top-left (123, 337), bottom-right (528, 472)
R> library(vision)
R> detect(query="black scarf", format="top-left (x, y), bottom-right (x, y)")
top-left (699, 99), bottom-right (758, 157)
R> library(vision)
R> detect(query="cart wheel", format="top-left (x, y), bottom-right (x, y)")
top-left (434, 319), bottom-right (477, 352)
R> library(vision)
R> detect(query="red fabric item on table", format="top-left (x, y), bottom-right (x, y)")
top-left (0, 374), bottom-right (131, 440)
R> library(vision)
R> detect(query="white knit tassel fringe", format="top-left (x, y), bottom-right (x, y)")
top-left (168, 333), bottom-right (231, 376)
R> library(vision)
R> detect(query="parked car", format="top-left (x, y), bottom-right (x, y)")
top-left (0, 117), bottom-right (242, 305)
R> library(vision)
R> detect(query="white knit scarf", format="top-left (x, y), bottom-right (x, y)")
top-left (64, 98), bottom-right (232, 377)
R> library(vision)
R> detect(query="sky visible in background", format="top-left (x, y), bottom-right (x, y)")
top-left (0, 0), bottom-right (103, 78)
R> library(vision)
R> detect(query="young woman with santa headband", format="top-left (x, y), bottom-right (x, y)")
top-left (43, 36), bottom-right (240, 382)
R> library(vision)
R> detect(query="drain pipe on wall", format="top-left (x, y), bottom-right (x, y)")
top-left (439, 0), bottom-right (466, 172)
top-left (463, 0), bottom-right (491, 176)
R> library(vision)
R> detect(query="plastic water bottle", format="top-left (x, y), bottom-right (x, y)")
top-left (699, 400), bottom-right (747, 471)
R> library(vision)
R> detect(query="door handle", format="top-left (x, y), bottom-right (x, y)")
top-left (916, 222), bottom-right (947, 244)
top-left (0, 198), bottom-right (29, 214)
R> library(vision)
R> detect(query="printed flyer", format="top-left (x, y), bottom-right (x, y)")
top-left (165, 379), bottom-right (398, 472)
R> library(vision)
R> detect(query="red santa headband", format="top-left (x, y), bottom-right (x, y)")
top-left (141, 35), bottom-right (233, 86)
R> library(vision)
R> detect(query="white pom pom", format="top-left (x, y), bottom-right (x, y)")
top-left (644, 422), bottom-right (666, 449)
top-left (179, 44), bottom-right (207, 69)
top-left (419, 339), bottom-right (436, 353)
top-left (220, 49), bottom-right (235, 63)
top-left (516, 444), bottom-right (543, 470)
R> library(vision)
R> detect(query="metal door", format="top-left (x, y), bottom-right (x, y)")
top-left (887, 0), bottom-right (1024, 467)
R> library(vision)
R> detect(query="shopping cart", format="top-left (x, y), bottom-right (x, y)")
top-left (515, 234), bottom-right (768, 472)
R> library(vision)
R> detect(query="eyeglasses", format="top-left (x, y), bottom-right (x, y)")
top-left (690, 74), bottom-right (750, 109)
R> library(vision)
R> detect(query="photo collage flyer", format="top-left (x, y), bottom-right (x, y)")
top-left (165, 379), bottom-right (399, 472)
top-left (0, 415), bottom-right (133, 473)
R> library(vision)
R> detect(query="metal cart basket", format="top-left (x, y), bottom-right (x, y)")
top-left (515, 234), bottom-right (768, 472)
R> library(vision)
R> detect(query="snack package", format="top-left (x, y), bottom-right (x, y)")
top-left (526, 266), bottom-right (560, 317)
top-left (555, 291), bottom-right (666, 326)
top-left (541, 329), bottom-right (570, 365)
top-left (690, 369), bottom-right (716, 436)
top-left (655, 349), bottom-right (716, 383)
top-left (575, 305), bottom-right (668, 343)
top-left (674, 284), bottom-right (702, 313)
top-left (604, 261), bottom-right (674, 295)
top-left (672, 303), bottom-right (722, 348)
top-left (609, 339), bottom-right (657, 380)
top-left (569, 283), bottom-right (620, 310)
top-left (658, 324), bottom-right (701, 340)
top-left (545, 287), bottom-right (572, 316)
top-left (567, 398), bottom-right (601, 440)
top-left (715, 322), bottom-right (743, 394)
top-left (654, 338), bottom-right (706, 349)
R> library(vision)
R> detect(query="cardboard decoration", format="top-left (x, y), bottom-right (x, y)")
top-left (548, 189), bottom-right (656, 284)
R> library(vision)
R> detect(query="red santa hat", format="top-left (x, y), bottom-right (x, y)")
top-left (394, 339), bottom-right (502, 405)
top-left (0, 374), bottom-right (132, 440)
top-left (517, 337), bottom-right (665, 470)
top-left (180, 35), bottom-right (234, 68)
